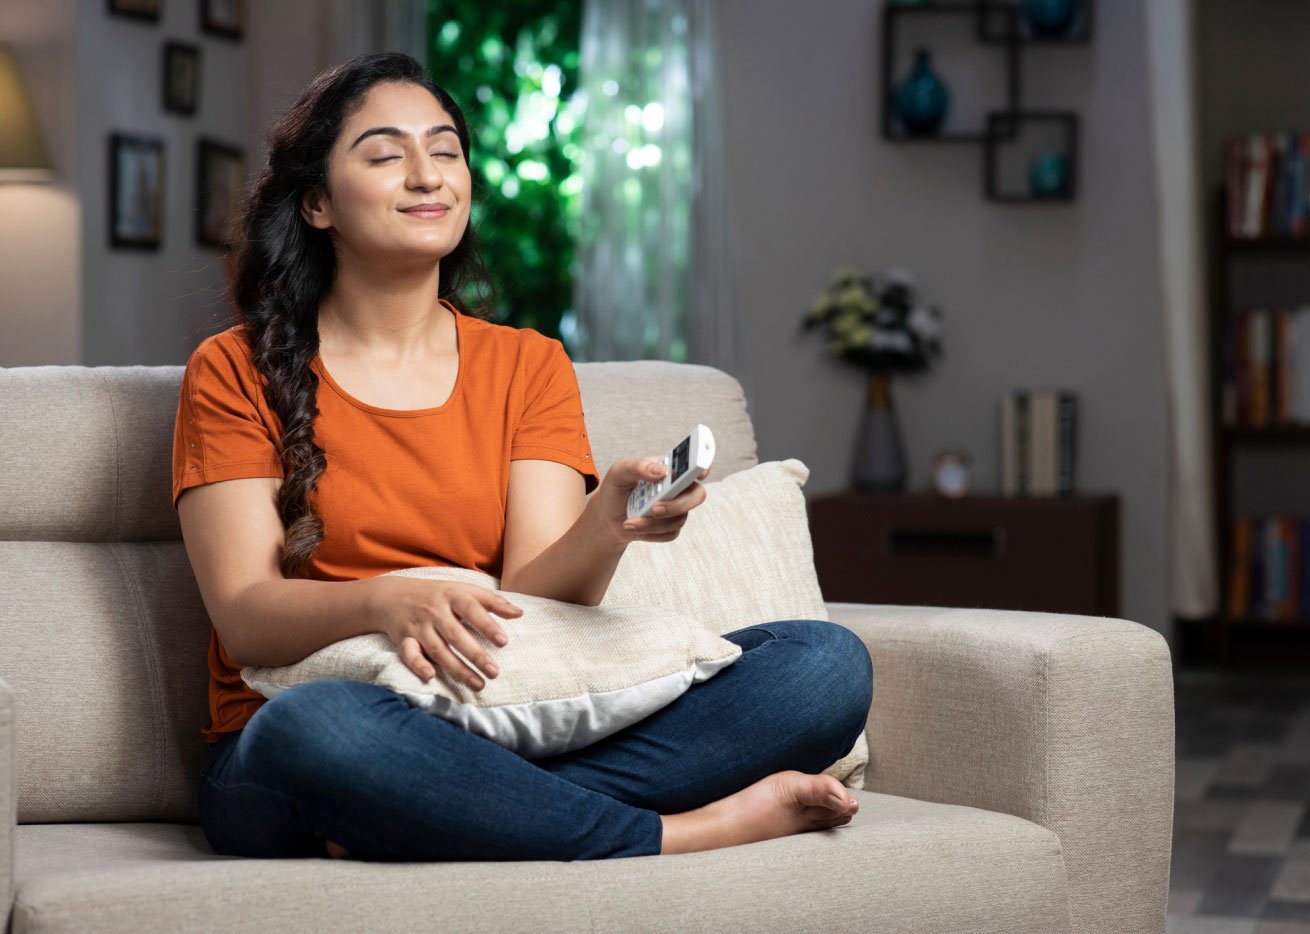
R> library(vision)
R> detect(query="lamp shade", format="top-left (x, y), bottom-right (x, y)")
top-left (0, 45), bottom-right (53, 183)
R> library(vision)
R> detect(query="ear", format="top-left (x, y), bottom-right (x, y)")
top-left (300, 187), bottom-right (332, 230)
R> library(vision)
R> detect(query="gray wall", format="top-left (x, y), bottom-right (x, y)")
top-left (715, 0), bottom-right (1170, 637)
top-left (73, 0), bottom-right (250, 364)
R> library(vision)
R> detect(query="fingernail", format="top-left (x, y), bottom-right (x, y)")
top-left (495, 634), bottom-right (508, 646)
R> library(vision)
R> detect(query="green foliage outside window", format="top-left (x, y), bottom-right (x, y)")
top-left (426, 0), bottom-right (583, 347)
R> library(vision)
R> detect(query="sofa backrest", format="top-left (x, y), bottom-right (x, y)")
top-left (0, 360), bottom-right (758, 824)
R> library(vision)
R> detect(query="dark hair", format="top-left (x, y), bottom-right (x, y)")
top-left (226, 51), bottom-right (495, 578)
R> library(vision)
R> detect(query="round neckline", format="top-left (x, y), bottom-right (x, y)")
top-left (312, 299), bottom-right (465, 418)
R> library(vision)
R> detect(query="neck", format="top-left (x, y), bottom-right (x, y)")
top-left (317, 257), bottom-right (450, 361)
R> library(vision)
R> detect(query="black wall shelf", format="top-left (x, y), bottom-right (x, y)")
top-left (880, 0), bottom-right (1088, 202)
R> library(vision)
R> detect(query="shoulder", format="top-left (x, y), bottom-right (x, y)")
top-left (183, 325), bottom-right (265, 394)
top-left (457, 309), bottom-right (570, 367)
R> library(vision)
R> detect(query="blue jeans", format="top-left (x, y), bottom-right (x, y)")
top-left (197, 618), bottom-right (874, 862)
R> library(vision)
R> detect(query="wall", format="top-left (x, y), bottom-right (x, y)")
top-left (0, 0), bottom-right (79, 366)
top-left (714, 0), bottom-right (1171, 637)
top-left (73, 0), bottom-right (250, 364)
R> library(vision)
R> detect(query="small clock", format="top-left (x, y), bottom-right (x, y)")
top-left (931, 448), bottom-right (972, 498)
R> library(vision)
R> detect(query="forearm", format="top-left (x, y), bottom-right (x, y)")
top-left (501, 497), bottom-right (627, 606)
top-left (222, 576), bottom-right (382, 668)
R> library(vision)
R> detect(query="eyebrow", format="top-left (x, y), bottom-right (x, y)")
top-left (348, 124), bottom-right (458, 151)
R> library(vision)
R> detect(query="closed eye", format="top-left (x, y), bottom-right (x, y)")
top-left (369, 153), bottom-right (460, 164)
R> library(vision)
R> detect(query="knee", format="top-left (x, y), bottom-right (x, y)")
top-left (241, 679), bottom-right (376, 779)
top-left (791, 619), bottom-right (875, 728)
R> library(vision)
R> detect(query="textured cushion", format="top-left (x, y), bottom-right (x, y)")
top-left (598, 458), bottom-right (867, 788)
top-left (240, 565), bottom-right (743, 759)
top-left (600, 458), bottom-right (829, 631)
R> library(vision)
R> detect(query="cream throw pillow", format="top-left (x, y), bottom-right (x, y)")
top-left (600, 458), bottom-right (867, 789)
top-left (241, 565), bottom-right (742, 760)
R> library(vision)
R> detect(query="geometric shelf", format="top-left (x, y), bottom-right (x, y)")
top-left (983, 109), bottom-right (1080, 202)
top-left (880, 1), bottom-right (1021, 144)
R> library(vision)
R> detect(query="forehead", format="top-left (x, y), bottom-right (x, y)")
top-left (341, 82), bottom-right (454, 137)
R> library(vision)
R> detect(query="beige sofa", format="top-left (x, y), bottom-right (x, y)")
top-left (0, 359), bottom-right (1174, 934)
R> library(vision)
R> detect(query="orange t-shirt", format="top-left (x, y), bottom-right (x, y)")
top-left (172, 300), bottom-right (600, 743)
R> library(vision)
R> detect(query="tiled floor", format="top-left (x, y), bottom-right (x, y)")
top-left (1170, 667), bottom-right (1310, 934)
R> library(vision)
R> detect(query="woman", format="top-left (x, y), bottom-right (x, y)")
top-left (174, 50), bottom-right (872, 863)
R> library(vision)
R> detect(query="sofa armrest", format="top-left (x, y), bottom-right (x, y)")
top-left (826, 602), bottom-right (1173, 934)
top-left (1, 675), bottom-right (12, 934)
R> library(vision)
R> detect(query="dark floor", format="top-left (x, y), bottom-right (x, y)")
top-left (1170, 666), bottom-right (1310, 934)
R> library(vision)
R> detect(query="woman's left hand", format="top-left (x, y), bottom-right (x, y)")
top-left (591, 456), bottom-right (711, 545)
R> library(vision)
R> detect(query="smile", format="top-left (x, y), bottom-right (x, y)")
top-left (401, 207), bottom-right (449, 218)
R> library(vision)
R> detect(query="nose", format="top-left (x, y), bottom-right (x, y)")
top-left (407, 149), bottom-right (444, 191)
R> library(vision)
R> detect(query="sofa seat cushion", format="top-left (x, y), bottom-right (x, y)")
top-left (14, 794), bottom-right (1071, 934)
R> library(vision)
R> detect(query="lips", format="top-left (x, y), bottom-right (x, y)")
top-left (401, 203), bottom-right (450, 216)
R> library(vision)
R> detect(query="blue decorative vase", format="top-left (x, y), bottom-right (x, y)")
top-left (893, 48), bottom-right (950, 137)
top-left (1023, 0), bottom-right (1079, 37)
top-left (1029, 152), bottom-right (1071, 197)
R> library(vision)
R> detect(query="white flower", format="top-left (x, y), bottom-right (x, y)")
top-left (870, 330), bottom-right (914, 353)
top-left (906, 304), bottom-right (942, 341)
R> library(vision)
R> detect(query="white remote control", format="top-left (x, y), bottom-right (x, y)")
top-left (627, 424), bottom-right (716, 520)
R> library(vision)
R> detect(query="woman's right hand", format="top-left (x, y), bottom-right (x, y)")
top-left (367, 576), bottom-right (523, 690)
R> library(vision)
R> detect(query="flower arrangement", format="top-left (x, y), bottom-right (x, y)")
top-left (800, 266), bottom-right (944, 374)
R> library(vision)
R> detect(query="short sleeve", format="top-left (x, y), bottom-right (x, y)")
top-left (510, 337), bottom-right (601, 495)
top-left (172, 334), bottom-right (286, 511)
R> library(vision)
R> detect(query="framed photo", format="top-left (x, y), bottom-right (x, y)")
top-left (201, 0), bottom-right (245, 40)
top-left (109, 133), bottom-right (164, 250)
top-left (196, 138), bottom-right (245, 249)
top-left (107, 0), bottom-right (161, 23)
top-left (162, 41), bottom-right (200, 116)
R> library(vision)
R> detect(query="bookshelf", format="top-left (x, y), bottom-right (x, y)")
top-left (1202, 183), bottom-right (1310, 669)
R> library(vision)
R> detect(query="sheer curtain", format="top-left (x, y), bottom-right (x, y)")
top-left (1145, 0), bottom-right (1217, 622)
top-left (571, 0), bottom-right (746, 395)
top-left (328, 0), bottom-right (428, 68)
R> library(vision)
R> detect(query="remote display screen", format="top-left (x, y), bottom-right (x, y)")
top-left (671, 437), bottom-right (690, 480)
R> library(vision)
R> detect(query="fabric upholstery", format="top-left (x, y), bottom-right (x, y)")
top-left (11, 800), bottom-right (1072, 934)
top-left (0, 360), bottom-right (1176, 934)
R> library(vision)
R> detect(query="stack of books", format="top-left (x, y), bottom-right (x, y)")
top-left (1227, 516), bottom-right (1310, 623)
top-left (1224, 131), bottom-right (1310, 238)
top-left (1221, 306), bottom-right (1310, 426)
top-left (1000, 389), bottom-right (1078, 496)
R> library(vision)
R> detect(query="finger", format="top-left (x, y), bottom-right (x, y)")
top-left (426, 613), bottom-right (496, 689)
top-left (456, 593), bottom-right (510, 646)
top-left (436, 606), bottom-right (502, 681)
top-left (400, 637), bottom-right (437, 681)
top-left (475, 589), bottom-right (523, 619)
top-left (630, 529), bottom-right (681, 543)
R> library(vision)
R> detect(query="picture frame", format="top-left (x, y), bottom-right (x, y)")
top-left (196, 138), bottom-right (245, 249)
top-left (201, 0), bottom-right (246, 40)
top-left (107, 0), bottom-right (161, 23)
top-left (109, 133), bottom-right (165, 250)
top-left (162, 41), bottom-right (200, 116)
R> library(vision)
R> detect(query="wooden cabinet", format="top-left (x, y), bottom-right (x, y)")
top-left (807, 491), bottom-right (1119, 617)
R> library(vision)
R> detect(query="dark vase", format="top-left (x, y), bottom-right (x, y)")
top-left (1029, 151), bottom-right (1071, 197)
top-left (1023, 0), bottom-right (1078, 37)
top-left (893, 48), bottom-right (950, 137)
top-left (852, 372), bottom-right (907, 492)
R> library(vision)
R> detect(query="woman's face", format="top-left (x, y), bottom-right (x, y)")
top-left (301, 81), bottom-right (471, 265)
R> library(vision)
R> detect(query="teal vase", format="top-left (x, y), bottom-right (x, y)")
top-left (1024, 0), bottom-right (1078, 37)
top-left (1029, 152), bottom-right (1071, 197)
top-left (893, 49), bottom-right (950, 137)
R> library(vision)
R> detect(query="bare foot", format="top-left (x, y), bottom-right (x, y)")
top-left (325, 839), bottom-right (350, 859)
top-left (659, 770), bottom-right (858, 855)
